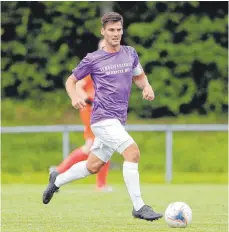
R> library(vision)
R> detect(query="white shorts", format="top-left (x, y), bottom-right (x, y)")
top-left (90, 119), bottom-right (135, 162)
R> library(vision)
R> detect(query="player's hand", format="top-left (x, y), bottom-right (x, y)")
top-left (85, 97), bottom-right (93, 106)
top-left (142, 85), bottom-right (155, 101)
top-left (71, 97), bottom-right (86, 110)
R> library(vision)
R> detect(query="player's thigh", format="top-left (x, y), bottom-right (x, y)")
top-left (90, 137), bottom-right (115, 163)
top-left (91, 119), bottom-right (135, 152)
top-left (121, 142), bottom-right (140, 163)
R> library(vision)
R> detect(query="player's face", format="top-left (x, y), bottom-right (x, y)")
top-left (101, 21), bottom-right (123, 47)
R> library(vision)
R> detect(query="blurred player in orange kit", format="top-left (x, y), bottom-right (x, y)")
top-left (52, 39), bottom-right (112, 191)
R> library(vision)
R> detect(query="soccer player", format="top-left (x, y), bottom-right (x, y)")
top-left (50, 40), bottom-right (111, 191)
top-left (43, 12), bottom-right (163, 222)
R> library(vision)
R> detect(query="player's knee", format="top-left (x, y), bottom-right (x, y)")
top-left (87, 162), bottom-right (102, 174)
top-left (122, 144), bottom-right (140, 163)
top-left (131, 148), bottom-right (140, 162)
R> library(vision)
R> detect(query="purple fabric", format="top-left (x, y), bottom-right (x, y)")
top-left (72, 46), bottom-right (141, 125)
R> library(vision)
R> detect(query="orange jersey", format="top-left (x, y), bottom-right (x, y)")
top-left (79, 75), bottom-right (95, 140)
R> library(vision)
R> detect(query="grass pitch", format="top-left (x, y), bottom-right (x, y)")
top-left (2, 184), bottom-right (228, 232)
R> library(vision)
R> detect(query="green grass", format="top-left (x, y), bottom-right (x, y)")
top-left (2, 171), bottom-right (228, 184)
top-left (2, 184), bottom-right (228, 232)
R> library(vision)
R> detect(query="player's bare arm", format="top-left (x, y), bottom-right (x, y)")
top-left (65, 74), bottom-right (86, 109)
top-left (133, 72), bottom-right (155, 101)
top-left (75, 79), bottom-right (93, 105)
top-left (75, 79), bottom-right (88, 100)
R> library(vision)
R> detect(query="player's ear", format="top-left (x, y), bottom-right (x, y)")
top-left (101, 28), bottom-right (105, 36)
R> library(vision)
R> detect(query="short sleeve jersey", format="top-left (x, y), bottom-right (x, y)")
top-left (72, 46), bottom-right (142, 125)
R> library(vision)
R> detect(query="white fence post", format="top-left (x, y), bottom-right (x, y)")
top-left (166, 130), bottom-right (173, 183)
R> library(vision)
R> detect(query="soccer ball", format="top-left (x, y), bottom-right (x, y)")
top-left (165, 202), bottom-right (192, 228)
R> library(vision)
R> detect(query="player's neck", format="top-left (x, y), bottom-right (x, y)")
top-left (103, 44), bottom-right (121, 53)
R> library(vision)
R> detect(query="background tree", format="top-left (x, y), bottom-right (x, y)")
top-left (1, 1), bottom-right (228, 117)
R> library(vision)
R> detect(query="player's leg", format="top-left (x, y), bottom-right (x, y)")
top-left (42, 137), bottom-right (114, 204)
top-left (55, 152), bottom-right (105, 187)
top-left (80, 118), bottom-right (112, 191)
top-left (55, 139), bottom-right (93, 174)
top-left (121, 142), bottom-right (163, 221)
top-left (83, 117), bottom-right (112, 190)
top-left (55, 140), bottom-right (111, 190)
top-left (46, 138), bottom-right (92, 197)
top-left (82, 115), bottom-right (112, 191)
top-left (100, 119), bottom-right (162, 221)
top-left (96, 160), bottom-right (111, 191)
top-left (47, 139), bottom-right (92, 188)
top-left (42, 152), bottom-right (105, 204)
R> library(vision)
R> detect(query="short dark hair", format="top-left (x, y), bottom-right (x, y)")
top-left (101, 12), bottom-right (123, 27)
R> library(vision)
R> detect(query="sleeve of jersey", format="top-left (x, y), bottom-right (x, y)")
top-left (72, 54), bottom-right (92, 81)
top-left (132, 48), bottom-right (143, 77)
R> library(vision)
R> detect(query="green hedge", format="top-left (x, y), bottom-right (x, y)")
top-left (2, 2), bottom-right (228, 117)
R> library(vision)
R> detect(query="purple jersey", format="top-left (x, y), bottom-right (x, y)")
top-left (73, 46), bottom-right (142, 125)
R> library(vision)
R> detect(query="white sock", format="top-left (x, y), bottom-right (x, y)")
top-left (123, 161), bottom-right (145, 211)
top-left (55, 160), bottom-right (91, 187)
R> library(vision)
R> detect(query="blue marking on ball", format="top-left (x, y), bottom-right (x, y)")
top-left (175, 211), bottom-right (185, 222)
